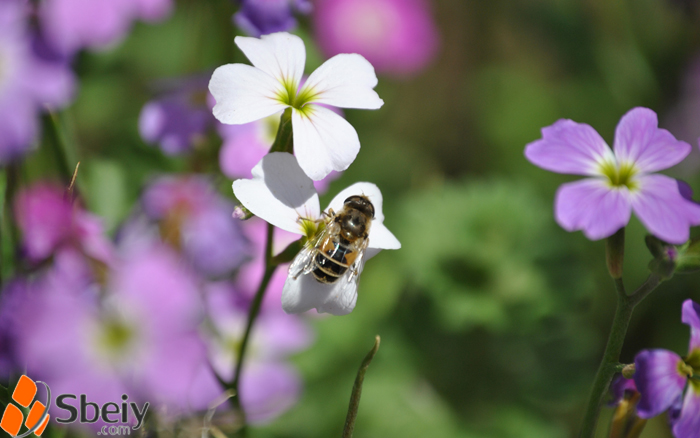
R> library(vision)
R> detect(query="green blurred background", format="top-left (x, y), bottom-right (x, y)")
top-left (19, 0), bottom-right (700, 437)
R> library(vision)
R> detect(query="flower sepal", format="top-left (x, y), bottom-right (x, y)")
top-left (645, 236), bottom-right (700, 279)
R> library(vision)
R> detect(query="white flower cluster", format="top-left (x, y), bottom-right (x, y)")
top-left (209, 32), bottom-right (400, 315)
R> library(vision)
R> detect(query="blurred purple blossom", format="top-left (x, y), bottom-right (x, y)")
top-left (14, 184), bottom-right (113, 264)
top-left (0, 0), bottom-right (74, 164)
top-left (139, 76), bottom-right (213, 155)
top-left (633, 300), bottom-right (700, 438)
top-left (5, 243), bottom-right (215, 427)
top-left (203, 281), bottom-right (313, 422)
top-left (39, 0), bottom-right (172, 55)
top-left (313, 0), bottom-right (439, 77)
top-left (233, 0), bottom-right (312, 37)
top-left (140, 176), bottom-right (250, 278)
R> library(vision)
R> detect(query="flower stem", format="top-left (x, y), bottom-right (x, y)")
top-left (228, 222), bottom-right (278, 430)
top-left (578, 291), bottom-right (635, 438)
top-left (577, 231), bottom-right (663, 438)
top-left (269, 108), bottom-right (294, 154)
top-left (342, 335), bottom-right (381, 438)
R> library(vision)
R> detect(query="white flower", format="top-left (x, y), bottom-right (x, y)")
top-left (232, 152), bottom-right (400, 315)
top-left (209, 32), bottom-right (383, 181)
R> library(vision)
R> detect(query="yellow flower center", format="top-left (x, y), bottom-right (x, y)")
top-left (599, 161), bottom-right (638, 190)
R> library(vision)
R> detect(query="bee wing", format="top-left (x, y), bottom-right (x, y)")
top-left (345, 238), bottom-right (369, 284)
top-left (288, 225), bottom-right (329, 279)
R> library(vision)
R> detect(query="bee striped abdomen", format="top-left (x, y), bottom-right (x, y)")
top-left (312, 240), bottom-right (354, 284)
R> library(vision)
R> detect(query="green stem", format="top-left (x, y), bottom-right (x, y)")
top-left (578, 272), bottom-right (663, 438)
top-left (45, 112), bottom-right (81, 193)
top-left (578, 293), bottom-right (634, 438)
top-left (342, 336), bottom-right (381, 438)
top-left (269, 108), bottom-right (294, 154)
top-left (228, 222), bottom-right (278, 431)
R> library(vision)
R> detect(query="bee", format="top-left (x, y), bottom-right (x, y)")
top-left (289, 195), bottom-right (375, 285)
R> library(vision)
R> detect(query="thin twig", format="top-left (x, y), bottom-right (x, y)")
top-left (228, 223), bottom-right (278, 430)
top-left (342, 335), bottom-right (381, 438)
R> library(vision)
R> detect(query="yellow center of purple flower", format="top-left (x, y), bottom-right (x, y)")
top-left (678, 360), bottom-right (695, 379)
top-left (600, 161), bottom-right (638, 190)
top-left (97, 319), bottom-right (135, 358)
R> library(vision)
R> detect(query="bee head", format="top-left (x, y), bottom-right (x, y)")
top-left (343, 195), bottom-right (375, 219)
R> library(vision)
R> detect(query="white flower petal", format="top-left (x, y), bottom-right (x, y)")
top-left (301, 54), bottom-right (383, 109)
top-left (281, 271), bottom-right (358, 315)
top-left (210, 64), bottom-right (288, 124)
top-left (367, 223), bottom-right (401, 250)
top-left (235, 32), bottom-right (305, 88)
top-left (327, 182), bottom-right (400, 249)
top-left (292, 105), bottom-right (360, 180)
top-left (232, 153), bottom-right (320, 234)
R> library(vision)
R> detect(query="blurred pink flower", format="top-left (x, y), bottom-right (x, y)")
top-left (7, 244), bottom-right (213, 429)
top-left (313, 0), bottom-right (439, 77)
top-left (14, 184), bottom-right (113, 264)
top-left (39, 0), bottom-right (172, 55)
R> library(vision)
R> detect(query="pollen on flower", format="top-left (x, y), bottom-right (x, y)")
top-left (599, 160), bottom-right (639, 190)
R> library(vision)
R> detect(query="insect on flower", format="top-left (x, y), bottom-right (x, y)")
top-left (289, 195), bottom-right (375, 285)
top-left (232, 153), bottom-right (400, 315)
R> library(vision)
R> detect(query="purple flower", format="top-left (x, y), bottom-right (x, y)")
top-left (0, 0), bottom-right (74, 164)
top-left (140, 176), bottom-right (250, 277)
top-left (14, 184), bottom-right (113, 264)
top-left (6, 244), bottom-right (216, 428)
top-left (313, 0), bottom-right (439, 77)
top-left (203, 282), bottom-right (313, 422)
top-left (234, 0), bottom-right (312, 37)
top-left (633, 299), bottom-right (700, 438)
top-left (139, 76), bottom-right (213, 155)
top-left (525, 107), bottom-right (700, 244)
top-left (39, 0), bottom-right (172, 55)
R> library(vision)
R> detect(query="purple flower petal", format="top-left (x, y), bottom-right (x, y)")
top-left (631, 174), bottom-right (700, 244)
top-left (554, 178), bottom-right (631, 240)
top-left (613, 107), bottom-right (691, 173)
top-left (240, 362), bottom-right (301, 424)
top-left (234, 0), bottom-right (299, 37)
top-left (610, 375), bottom-right (638, 406)
top-left (682, 299), bottom-right (700, 353)
top-left (672, 382), bottom-right (700, 438)
top-left (634, 349), bottom-right (687, 419)
top-left (139, 98), bottom-right (211, 155)
top-left (525, 119), bottom-right (613, 176)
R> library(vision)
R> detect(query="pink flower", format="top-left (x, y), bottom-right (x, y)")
top-left (313, 0), bottom-right (439, 77)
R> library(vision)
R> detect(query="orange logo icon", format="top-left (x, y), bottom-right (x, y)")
top-left (1, 375), bottom-right (51, 437)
